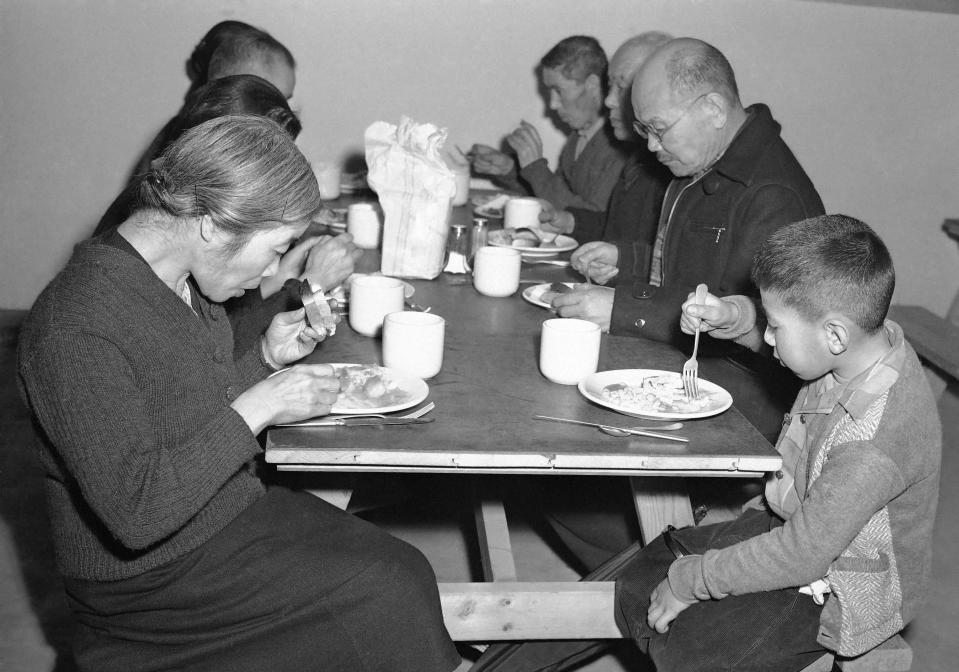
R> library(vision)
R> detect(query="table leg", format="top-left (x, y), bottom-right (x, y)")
top-left (629, 476), bottom-right (695, 544)
top-left (474, 497), bottom-right (518, 582)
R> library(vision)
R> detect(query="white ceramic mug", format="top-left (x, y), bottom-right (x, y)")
top-left (539, 318), bottom-right (601, 385)
top-left (472, 246), bottom-right (521, 297)
top-left (382, 311), bottom-right (445, 379)
top-left (347, 203), bottom-right (381, 249)
top-left (504, 197), bottom-right (542, 229)
top-left (451, 167), bottom-right (471, 207)
top-left (348, 275), bottom-right (405, 337)
top-left (315, 163), bottom-right (341, 200)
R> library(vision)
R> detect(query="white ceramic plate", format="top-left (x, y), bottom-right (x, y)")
top-left (329, 363), bottom-right (429, 414)
top-left (522, 282), bottom-right (576, 310)
top-left (578, 369), bottom-right (733, 420)
top-left (488, 230), bottom-right (578, 257)
top-left (328, 273), bottom-right (414, 306)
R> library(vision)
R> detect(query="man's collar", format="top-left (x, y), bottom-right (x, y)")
top-left (577, 117), bottom-right (605, 141)
top-left (708, 104), bottom-right (781, 187)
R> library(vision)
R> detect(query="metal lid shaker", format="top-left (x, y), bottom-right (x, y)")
top-left (442, 223), bottom-right (471, 274)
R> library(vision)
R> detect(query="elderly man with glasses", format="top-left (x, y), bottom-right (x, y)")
top-left (552, 37), bottom-right (824, 441)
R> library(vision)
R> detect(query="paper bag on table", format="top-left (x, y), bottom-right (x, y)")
top-left (365, 117), bottom-right (456, 279)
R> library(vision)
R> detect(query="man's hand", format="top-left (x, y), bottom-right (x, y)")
top-left (679, 290), bottom-right (739, 337)
top-left (571, 242), bottom-right (619, 284)
top-left (506, 121), bottom-right (544, 168)
top-left (552, 286), bottom-right (614, 332)
top-left (303, 233), bottom-right (362, 292)
top-left (647, 578), bottom-right (696, 634)
top-left (470, 143), bottom-right (515, 176)
top-left (537, 198), bottom-right (575, 235)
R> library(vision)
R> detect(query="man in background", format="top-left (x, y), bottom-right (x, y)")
top-left (471, 35), bottom-right (626, 211)
top-left (538, 31), bottom-right (674, 243)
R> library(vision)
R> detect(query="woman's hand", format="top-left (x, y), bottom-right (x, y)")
top-left (303, 233), bottom-right (362, 292)
top-left (262, 307), bottom-right (334, 368)
top-left (259, 236), bottom-right (325, 299)
top-left (232, 364), bottom-right (340, 434)
top-left (571, 242), bottom-right (619, 284)
top-left (679, 290), bottom-right (738, 336)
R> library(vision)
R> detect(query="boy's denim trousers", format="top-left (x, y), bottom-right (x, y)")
top-left (471, 508), bottom-right (828, 672)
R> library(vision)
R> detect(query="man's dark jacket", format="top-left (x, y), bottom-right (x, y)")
top-left (609, 104), bottom-right (825, 348)
top-left (566, 145), bottom-right (671, 244)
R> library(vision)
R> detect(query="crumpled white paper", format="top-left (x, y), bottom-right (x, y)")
top-left (365, 117), bottom-right (456, 279)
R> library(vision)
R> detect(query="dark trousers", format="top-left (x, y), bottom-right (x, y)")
top-left (472, 509), bottom-right (827, 672)
top-left (65, 487), bottom-right (460, 672)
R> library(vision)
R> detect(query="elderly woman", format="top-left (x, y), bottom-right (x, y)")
top-left (18, 116), bottom-right (459, 672)
top-left (93, 74), bottom-right (362, 353)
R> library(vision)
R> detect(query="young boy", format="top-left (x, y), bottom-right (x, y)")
top-left (613, 214), bottom-right (941, 670)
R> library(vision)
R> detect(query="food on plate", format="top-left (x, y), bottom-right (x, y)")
top-left (335, 365), bottom-right (412, 408)
top-left (537, 283), bottom-right (573, 305)
top-left (601, 374), bottom-right (718, 414)
top-left (489, 228), bottom-right (544, 248)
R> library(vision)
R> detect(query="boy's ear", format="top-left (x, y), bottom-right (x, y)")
top-left (823, 317), bottom-right (850, 356)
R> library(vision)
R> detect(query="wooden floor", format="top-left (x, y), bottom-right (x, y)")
top-left (2, 321), bottom-right (957, 672)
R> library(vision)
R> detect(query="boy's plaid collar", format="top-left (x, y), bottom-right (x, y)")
top-left (797, 321), bottom-right (905, 421)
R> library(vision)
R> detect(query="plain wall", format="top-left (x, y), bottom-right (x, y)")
top-left (1, 0), bottom-right (957, 311)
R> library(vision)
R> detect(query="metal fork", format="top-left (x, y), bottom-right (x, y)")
top-left (401, 401), bottom-right (435, 419)
top-left (682, 284), bottom-right (709, 399)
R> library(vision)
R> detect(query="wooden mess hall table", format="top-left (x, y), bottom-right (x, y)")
top-left (266, 211), bottom-right (780, 641)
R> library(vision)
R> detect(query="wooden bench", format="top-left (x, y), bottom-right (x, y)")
top-left (889, 304), bottom-right (959, 399)
top-left (887, 218), bottom-right (959, 400)
top-left (802, 633), bottom-right (912, 671)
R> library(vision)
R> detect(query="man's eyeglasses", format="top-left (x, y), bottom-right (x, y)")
top-left (633, 92), bottom-right (710, 144)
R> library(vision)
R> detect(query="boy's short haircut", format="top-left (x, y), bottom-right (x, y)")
top-left (207, 30), bottom-right (296, 81)
top-left (540, 35), bottom-right (607, 83)
top-left (751, 214), bottom-right (895, 333)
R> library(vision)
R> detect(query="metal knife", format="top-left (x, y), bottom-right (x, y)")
top-left (297, 417), bottom-right (435, 428)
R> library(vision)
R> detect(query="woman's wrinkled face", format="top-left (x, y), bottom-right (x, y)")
top-left (194, 222), bottom-right (307, 302)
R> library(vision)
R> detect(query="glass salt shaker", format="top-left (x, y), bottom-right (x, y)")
top-left (470, 217), bottom-right (488, 264)
top-left (443, 223), bottom-right (471, 274)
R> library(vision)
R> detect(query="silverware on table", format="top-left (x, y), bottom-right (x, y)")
top-left (305, 416), bottom-right (435, 428)
top-left (533, 415), bottom-right (688, 443)
top-left (276, 401), bottom-right (436, 427)
top-left (523, 259), bottom-right (571, 267)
